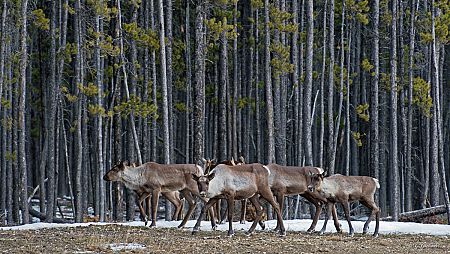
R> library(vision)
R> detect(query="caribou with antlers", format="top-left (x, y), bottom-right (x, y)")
top-left (103, 160), bottom-right (215, 229)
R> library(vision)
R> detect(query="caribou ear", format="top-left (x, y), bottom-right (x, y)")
top-left (123, 160), bottom-right (130, 167)
top-left (321, 171), bottom-right (328, 177)
top-left (231, 157), bottom-right (236, 166)
top-left (201, 158), bottom-right (207, 163)
top-left (239, 156), bottom-right (246, 164)
top-left (192, 174), bottom-right (200, 182)
top-left (308, 171), bottom-right (314, 177)
top-left (207, 172), bottom-right (216, 181)
top-left (212, 158), bottom-right (217, 164)
top-left (131, 162), bottom-right (137, 167)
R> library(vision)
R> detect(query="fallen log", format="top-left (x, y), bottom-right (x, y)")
top-left (28, 206), bottom-right (71, 223)
top-left (399, 205), bottom-right (447, 222)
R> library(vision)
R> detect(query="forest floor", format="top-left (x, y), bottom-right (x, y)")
top-left (1, 224), bottom-right (450, 254)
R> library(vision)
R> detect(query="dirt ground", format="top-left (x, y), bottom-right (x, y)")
top-left (0, 224), bottom-right (449, 254)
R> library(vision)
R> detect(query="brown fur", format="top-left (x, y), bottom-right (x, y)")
top-left (103, 161), bottom-right (214, 229)
top-left (266, 164), bottom-right (329, 232)
top-left (203, 158), bottom-right (248, 224)
top-left (192, 163), bottom-right (286, 237)
top-left (309, 173), bottom-right (381, 237)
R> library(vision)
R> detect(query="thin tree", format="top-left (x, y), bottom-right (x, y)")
top-left (185, 0), bottom-right (192, 163)
top-left (219, 18), bottom-right (228, 162)
top-left (264, 0), bottom-right (275, 164)
top-left (95, 0), bottom-right (105, 222)
top-left (156, 0), bottom-right (172, 218)
top-left (327, 0), bottom-right (336, 174)
top-left (318, 0), bottom-right (327, 168)
top-left (431, 0), bottom-right (450, 224)
top-left (390, 0), bottom-right (400, 221)
top-left (406, 0), bottom-right (418, 212)
top-left (370, 0), bottom-right (380, 206)
top-left (18, 0), bottom-right (30, 224)
top-left (303, 0), bottom-right (314, 166)
top-left (193, 0), bottom-right (205, 163)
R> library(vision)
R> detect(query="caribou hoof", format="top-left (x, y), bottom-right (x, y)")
top-left (373, 233), bottom-right (379, 238)
top-left (245, 231), bottom-right (253, 237)
top-left (278, 231), bottom-right (287, 237)
top-left (319, 230), bottom-right (325, 235)
top-left (348, 232), bottom-right (354, 237)
top-left (211, 225), bottom-right (217, 231)
top-left (192, 228), bottom-right (199, 235)
top-left (149, 223), bottom-right (156, 228)
top-left (227, 230), bottom-right (235, 237)
top-left (240, 221), bottom-right (246, 224)
top-left (306, 228), bottom-right (314, 234)
top-left (259, 222), bottom-right (266, 230)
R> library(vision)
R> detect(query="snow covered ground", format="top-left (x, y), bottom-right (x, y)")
top-left (2, 219), bottom-right (450, 236)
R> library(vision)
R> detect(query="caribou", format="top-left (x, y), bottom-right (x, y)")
top-left (192, 163), bottom-right (286, 237)
top-left (307, 173), bottom-right (381, 237)
top-left (266, 164), bottom-right (329, 233)
top-left (103, 161), bottom-right (183, 225)
top-left (103, 160), bottom-right (215, 229)
top-left (203, 157), bottom-right (248, 224)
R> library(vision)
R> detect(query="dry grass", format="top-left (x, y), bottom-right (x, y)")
top-left (0, 224), bottom-right (449, 253)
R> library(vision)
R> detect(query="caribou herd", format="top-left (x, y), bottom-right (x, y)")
top-left (103, 158), bottom-right (380, 237)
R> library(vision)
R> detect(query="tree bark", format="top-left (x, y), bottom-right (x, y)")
top-left (18, 0), bottom-right (30, 224)
top-left (303, 0), bottom-right (314, 166)
top-left (390, 0), bottom-right (400, 221)
top-left (371, 0), bottom-right (380, 207)
top-left (193, 0), bottom-right (205, 163)
top-left (264, 0), bottom-right (275, 164)
top-left (219, 25), bottom-right (228, 162)
top-left (327, 0), bottom-right (336, 174)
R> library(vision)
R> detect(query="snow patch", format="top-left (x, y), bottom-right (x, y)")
top-left (2, 219), bottom-right (450, 236)
top-left (108, 243), bottom-right (146, 252)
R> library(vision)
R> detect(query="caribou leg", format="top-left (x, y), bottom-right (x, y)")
top-left (192, 198), bottom-right (219, 234)
top-left (331, 203), bottom-right (342, 233)
top-left (178, 190), bottom-right (196, 228)
top-left (163, 192), bottom-right (183, 221)
top-left (302, 194), bottom-right (323, 233)
top-left (226, 197), bottom-right (235, 237)
top-left (259, 189), bottom-right (286, 236)
top-left (319, 202), bottom-right (333, 234)
top-left (246, 195), bottom-right (265, 235)
top-left (150, 189), bottom-right (161, 227)
top-left (240, 199), bottom-right (247, 224)
top-left (136, 192), bottom-right (150, 225)
top-left (361, 199), bottom-right (380, 237)
top-left (273, 193), bottom-right (284, 232)
top-left (342, 201), bottom-right (354, 236)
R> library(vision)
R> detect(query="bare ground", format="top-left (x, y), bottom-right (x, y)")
top-left (0, 224), bottom-right (449, 254)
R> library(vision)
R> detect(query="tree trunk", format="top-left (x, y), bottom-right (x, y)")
top-left (327, 0), bottom-right (336, 174)
top-left (431, 0), bottom-right (450, 224)
top-left (406, 0), bottom-right (418, 212)
top-left (18, 0), bottom-right (30, 224)
top-left (345, 21), bottom-right (352, 176)
top-left (318, 0), bottom-right (327, 168)
top-left (371, 0), bottom-right (380, 207)
top-left (165, 0), bottom-right (174, 162)
top-left (95, 0), bottom-right (105, 222)
top-left (254, 8), bottom-right (261, 163)
top-left (219, 26), bottom-right (228, 162)
top-left (185, 0), bottom-right (192, 163)
top-left (264, 0), bottom-right (275, 164)
top-left (303, 0), bottom-right (314, 166)
top-left (390, 0), bottom-right (400, 221)
top-left (193, 0), bottom-right (205, 163)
